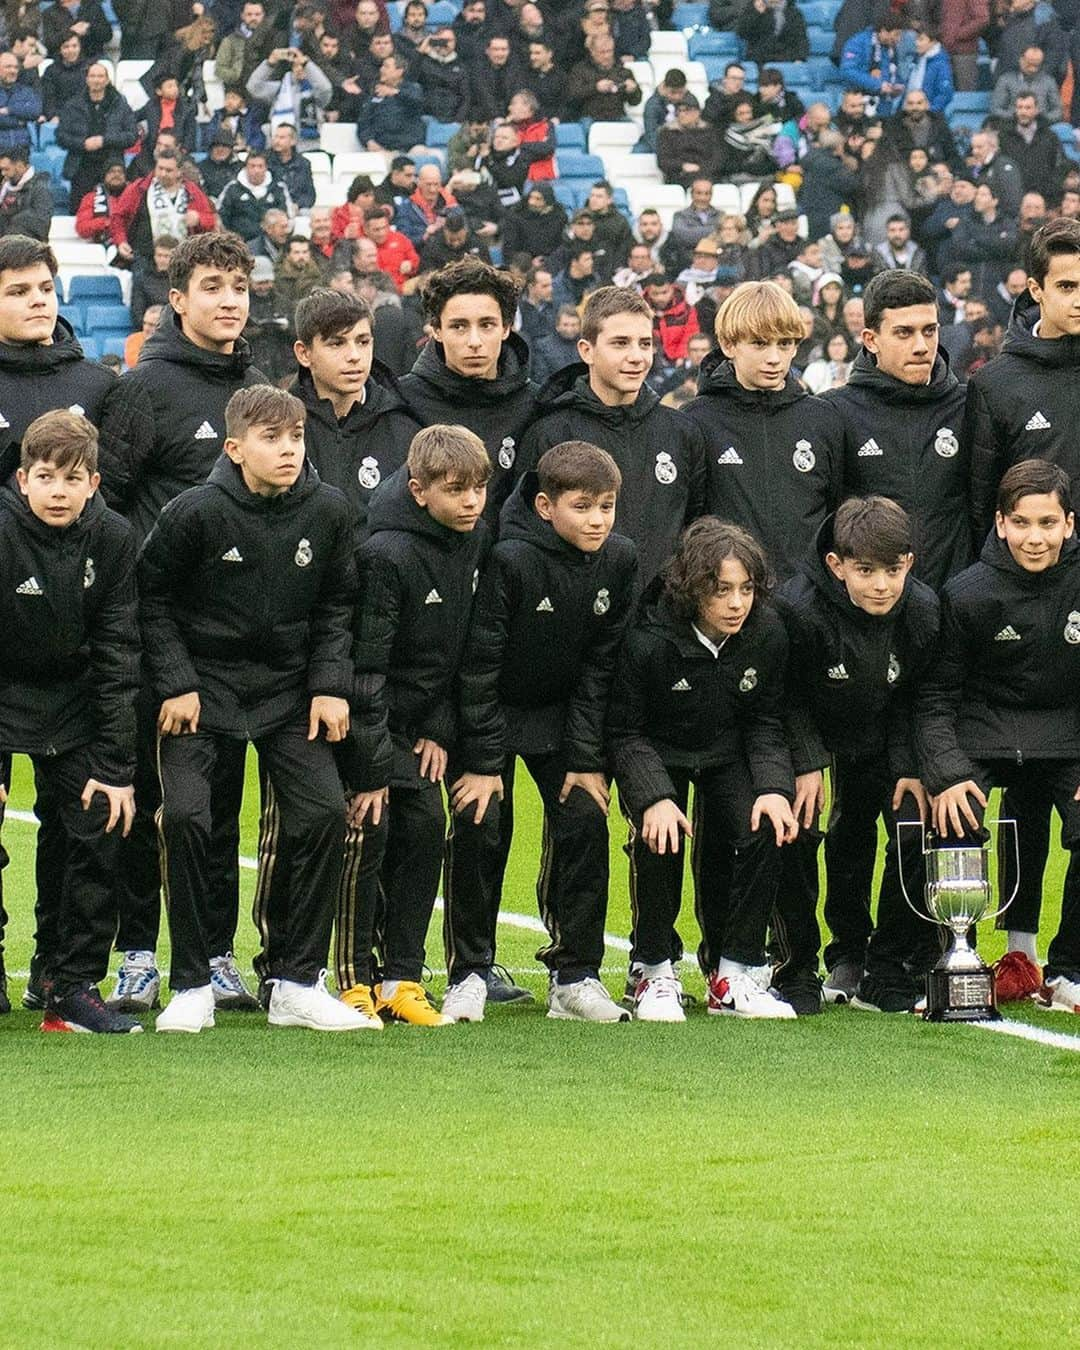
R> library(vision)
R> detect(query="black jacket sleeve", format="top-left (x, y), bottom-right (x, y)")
top-left (914, 587), bottom-right (977, 795)
top-left (346, 547), bottom-right (400, 791)
top-left (306, 505), bottom-right (357, 700)
top-left (606, 632), bottom-right (679, 816)
top-left (457, 551), bottom-right (514, 775)
top-left (136, 498), bottom-right (202, 699)
top-left (88, 524), bottom-right (141, 784)
top-left (963, 377), bottom-right (1005, 543)
top-left (741, 622), bottom-right (796, 800)
top-left (773, 596), bottom-right (831, 776)
top-left (96, 376), bottom-right (157, 518)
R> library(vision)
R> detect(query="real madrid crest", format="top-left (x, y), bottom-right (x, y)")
top-left (84, 556), bottom-right (95, 589)
top-left (593, 587), bottom-right (610, 616)
top-left (498, 436), bottom-right (516, 470)
top-left (295, 537), bottom-right (313, 567)
top-left (887, 652), bottom-right (900, 683)
top-left (935, 427), bottom-right (959, 459)
top-left (357, 456), bottom-right (381, 490)
top-left (655, 451), bottom-right (677, 485)
top-left (793, 439), bottom-right (815, 473)
top-left (739, 667), bottom-right (757, 692)
top-left (1065, 611), bottom-right (1080, 645)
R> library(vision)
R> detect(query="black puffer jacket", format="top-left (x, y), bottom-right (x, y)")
top-left (519, 364), bottom-right (707, 589)
top-left (774, 514), bottom-right (940, 778)
top-left (138, 455), bottom-right (355, 738)
top-left (824, 346), bottom-right (971, 590)
top-left (915, 530), bottom-right (1080, 796)
top-left (398, 332), bottom-right (538, 528)
top-left (458, 471), bottom-right (637, 774)
top-left (965, 292), bottom-right (1080, 536)
top-left (683, 353), bottom-right (844, 583)
top-left (607, 578), bottom-right (793, 816)
top-left (0, 486), bottom-right (138, 783)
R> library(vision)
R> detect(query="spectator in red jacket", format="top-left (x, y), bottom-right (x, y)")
top-left (109, 149), bottom-right (215, 267)
top-left (643, 272), bottom-right (700, 364)
top-left (75, 159), bottom-right (129, 242)
top-left (363, 204), bottom-right (420, 290)
top-left (507, 89), bottom-right (556, 180)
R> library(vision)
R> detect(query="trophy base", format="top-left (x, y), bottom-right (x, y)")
top-left (924, 965), bottom-right (1001, 1022)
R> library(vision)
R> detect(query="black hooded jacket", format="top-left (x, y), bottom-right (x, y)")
top-left (138, 455), bottom-right (355, 739)
top-left (398, 331), bottom-right (539, 528)
top-left (99, 310), bottom-right (268, 542)
top-left (965, 292), bottom-right (1080, 536)
top-left (348, 465), bottom-right (491, 791)
top-left (0, 485), bottom-right (139, 783)
top-left (500, 183), bottom-right (569, 263)
top-left (458, 471), bottom-right (638, 775)
top-left (682, 354), bottom-right (844, 583)
top-left (519, 364), bottom-right (707, 589)
top-left (294, 362), bottom-right (420, 540)
top-left (607, 578), bottom-right (793, 816)
top-left (0, 318), bottom-right (120, 480)
top-left (915, 530), bottom-right (1080, 796)
top-left (823, 346), bottom-right (971, 590)
top-left (774, 514), bottom-right (940, 778)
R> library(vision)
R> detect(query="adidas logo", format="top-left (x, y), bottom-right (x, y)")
top-left (827, 664), bottom-right (849, 681)
top-left (718, 447), bottom-right (743, 465)
top-left (857, 438), bottom-right (882, 457)
top-left (0, 412), bottom-right (9, 429)
top-left (16, 576), bottom-right (42, 596)
top-left (535, 596), bottom-right (554, 612)
top-left (1025, 411), bottom-right (1051, 431)
top-left (994, 625), bottom-right (1021, 641)
top-left (193, 420), bottom-right (217, 440)
top-left (221, 546), bottom-right (243, 563)
top-left (425, 588), bottom-right (443, 605)
top-left (671, 677), bottom-right (691, 691)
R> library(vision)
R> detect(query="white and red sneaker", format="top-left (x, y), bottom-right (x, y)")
top-left (1034, 974), bottom-right (1080, 1014)
top-left (633, 973), bottom-right (686, 1023)
top-left (706, 966), bottom-right (797, 1019)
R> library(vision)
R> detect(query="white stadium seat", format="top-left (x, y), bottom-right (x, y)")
top-left (319, 123), bottom-right (361, 156)
top-left (331, 151), bottom-right (388, 184)
top-left (588, 121), bottom-right (642, 155)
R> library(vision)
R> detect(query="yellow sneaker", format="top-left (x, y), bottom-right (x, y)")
top-left (375, 980), bottom-right (453, 1027)
top-left (338, 984), bottom-right (383, 1029)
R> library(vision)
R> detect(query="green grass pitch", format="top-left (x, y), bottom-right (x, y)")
top-left (2, 753), bottom-right (1080, 1347)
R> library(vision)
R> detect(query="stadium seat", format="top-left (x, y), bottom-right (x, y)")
top-left (387, 0), bottom-right (403, 29)
top-left (552, 182), bottom-right (578, 210)
top-left (302, 149), bottom-right (332, 177)
top-left (319, 122), bottom-right (360, 155)
top-left (425, 0), bottom-right (458, 26)
top-left (807, 26), bottom-right (834, 57)
top-left (53, 241), bottom-right (110, 271)
top-left (556, 151), bottom-right (606, 179)
top-left (649, 31), bottom-right (689, 61)
top-left (771, 62), bottom-right (813, 90)
top-left (799, 0), bottom-right (841, 25)
top-left (688, 31), bottom-right (741, 61)
top-left (649, 57), bottom-right (708, 88)
top-left (629, 60), bottom-right (655, 94)
top-left (808, 56), bottom-right (839, 87)
top-left (49, 215), bottom-right (79, 241)
top-left (119, 79), bottom-right (148, 111)
top-left (315, 178), bottom-right (349, 205)
top-left (37, 122), bottom-right (57, 147)
top-left (79, 335), bottom-right (101, 359)
top-left (588, 121), bottom-right (641, 155)
top-left (331, 150), bottom-right (389, 183)
top-left (555, 123), bottom-right (586, 149)
top-left (102, 337), bottom-right (128, 362)
top-left (426, 121), bottom-right (459, 146)
top-left (951, 91), bottom-right (991, 114)
top-left (59, 304), bottom-right (84, 333)
top-left (601, 152), bottom-right (661, 183)
top-left (31, 146), bottom-right (65, 180)
top-left (711, 182), bottom-right (741, 212)
top-left (115, 59), bottom-right (151, 85)
top-left (84, 304), bottom-right (131, 335)
top-left (672, 2), bottom-right (708, 29)
top-left (67, 274), bottom-right (124, 304)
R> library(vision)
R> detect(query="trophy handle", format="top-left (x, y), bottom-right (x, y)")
top-left (984, 817), bottom-right (1020, 924)
top-left (895, 821), bottom-right (938, 924)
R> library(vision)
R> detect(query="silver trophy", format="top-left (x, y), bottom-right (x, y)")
top-left (897, 821), bottom-right (1018, 1021)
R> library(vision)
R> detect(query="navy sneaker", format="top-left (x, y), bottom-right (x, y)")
top-left (774, 968), bottom-right (824, 1016)
top-left (851, 973), bottom-right (918, 1014)
top-left (43, 985), bottom-right (143, 1034)
top-left (485, 964), bottom-right (533, 1004)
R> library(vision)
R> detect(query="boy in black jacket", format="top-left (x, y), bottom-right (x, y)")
top-left (682, 280), bottom-right (844, 583)
top-left (773, 497), bottom-right (941, 1015)
top-left (443, 441), bottom-right (637, 1024)
top-left (608, 517), bottom-right (799, 1021)
top-left (0, 411), bottom-right (141, 1033)
top-left (140, 386), bottom-right (375, 1034)
top-left (349, 425), bottom-right (491, 1027)
top-left (916, 458), bottom-right (1080, 1016)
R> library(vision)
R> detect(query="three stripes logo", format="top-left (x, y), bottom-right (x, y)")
top-left (671, 677), bottom-right (691, 691)
top-left (857, 438), bottom-right (882, 457)
top-left (1024, 411), bottom-right (1051, 431)
top-left (718, 447), bottom-right (743, 465)
top-left (994, 625), bottom-right (1021, 641)
top-left (16, 576), bottom-right (42, 596)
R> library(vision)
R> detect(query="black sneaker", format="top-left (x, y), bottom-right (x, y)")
top-left (43, 985), bottom-right (143, 1034)
top-left (775, 968), bottom-right (824, 1016)
top-left (23, 980), bottom-right (48, 1010)
top-left (0, 955), bottom-right (9, 1015)
top-left (851, 974), bottom-right (918, 1014)
top-left (485, 964), bottom-right (533, 1004)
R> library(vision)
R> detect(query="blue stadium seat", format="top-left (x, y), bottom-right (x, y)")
top-left (425, 120), bottom-right (459, 146)
top-left (556, 151), bottom-right (605, 179)
top-left (387, 0), bottom-right (404, 31)
top-left (83, 304), bottom-right (131, 335)
top-left (798, 0), bottom-right (841, 24)
top-left (808, 26), bottom-right (834, 56)
top-left (951, 91), bottom-right (991, 114)
top-left (808, 55), bottom-right (838, 87)
top-left (79, 335), bottom-right (101, 360)
top-left (67, 274), bottom-right (124, 304)
top-left (672, 3), bottom-right (708, 28)
top-left (555, 123), bottom-right (586, 149)
top-left (37, 122), bottom-right (57, 148)
top-left (688, 31), bottom-right (741, 60)
top-left (425, 0), bottom-right (459, 26)
top-left (59, 304), bottom-right (84, 333)
top-left (31, 146), bottom-right (66, 179)
top-left (552, 182), bottom-right (578, 210)
top-left (102, 337), bottom-right (128, 361)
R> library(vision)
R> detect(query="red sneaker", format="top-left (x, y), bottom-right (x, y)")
top-left (705, 970), bottom-right (727, 1016)
top-left (993, 950), bottom-right (1042, 1002)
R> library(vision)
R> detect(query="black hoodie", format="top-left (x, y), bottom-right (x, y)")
top-left (915, 530), bottom-right (1080, 796)
top-left (0, 485), bottom-right (138, 783)
top-left (823, 346), bottom-right (971, 590)
top-left (683, 353), bottom-right (844, 583)
top-left (500, 184), bottom-right (569, 263)
top-left (458, 471), bottom-right (638, 775)
top-left (398, 331), bottom-right (539, 528)
top-left (138, 455), bottom-right (355, 739)
top-left (964, 292), bottom-right (1080, 536)
top-left (349, 465), bottom-right (491, 790)
top-left (519, 364), bottom-right (707, 589)
top-left (774, 514), bottom-right (940, 778)
top-left (606, 576), bottom-right (793, 816)
top-left (99, 310), bottom-right (269, 543)
top-left (0, 318), bottom-right (120, 481)
top-left (294, 362), bottom-right (420, 540)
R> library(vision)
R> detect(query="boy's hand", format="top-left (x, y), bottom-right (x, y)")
top-left (413, 738), bottom-right (447, 783)
top-left (559, 771), bottom-right (610, 815)
top-left (348, 787), bottom-right (388, 827)
top-left (309, 695), bottom-right (350, 742)
top-left (81, 779), bottom-right (135, 837)
top-left (793, 770), bottom-right (824, 829)
top-left (933, 780), bottom-right (987, 838)
top-left (159, 692), bottom-right (200, 735)
top-left (450, 772), bottom-right (503, 824)
top-left (642, 798), bottom-right (692, 855)
top-left (893, 777), bottom-right (929, 824)
top-left (752, 793), bottom-right (798, 847)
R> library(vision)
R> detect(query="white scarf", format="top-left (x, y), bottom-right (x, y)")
top-left (146, 177), bottom-right (190, 240)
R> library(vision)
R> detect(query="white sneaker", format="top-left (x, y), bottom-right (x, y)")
top-left (633, 974), bottom-right (686, 1023)
top-left (268, 970), bottom-right (381, 1030)
top-left (441, 972), bottom-right (487, 1023)
top-left (547, 976), bottom-right (630, 1022)
top-left (107, 949), bottom-right (161, 1011)
top-left (712, 968), bottom-right (797, 1019)
top-left (1037, 974), bottom-right (1080, 1013)
top-left (155, 985), bottom-right (215, 1033)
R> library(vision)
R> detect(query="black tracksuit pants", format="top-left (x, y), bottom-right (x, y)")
top-left (627, 758), bottom-right (783, 972)
top-left (378, 773), bottom-right (446, 982)
top-left (999, 785), bottom-right (1051, 936)
top-left (0, 751), bottom-right (8, 961)
top-left (773, 756), bottom-right (934, 983)
top-left (443, 751), bottom-right (610, 985)
top-left (158, 721), bottom-right (344, 991)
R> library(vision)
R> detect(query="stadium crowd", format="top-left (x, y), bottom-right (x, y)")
top-left (1, 0), bottom-right (1080, 1034)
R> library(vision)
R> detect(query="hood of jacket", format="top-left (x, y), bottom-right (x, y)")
top-left (844, 344), bottom-right (959, 403)
top-left (407, 329), bottom-right (532, 407)
top-left (536, 362), bottom-right (660, 428)
top-left (0, 316), bottom-right (90, 373)
top-left (366, 462), bottom-right (476, 549)
top-left (694, 349), bottom-right (806, 409)
top-left (1000, 289), bottom-right (1080, 368)
top-left (138, 307), bottom-right (255, 380)
top-left (524, 181), bottom-right (556, 211)
top-left (205, 452), bottom-right (321, 511)
top-left (978, 518), bottom-right (1080, 584)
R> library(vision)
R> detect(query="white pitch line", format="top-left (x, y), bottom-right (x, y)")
top-left (970, 1017), bottom-right (1080, 1053)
